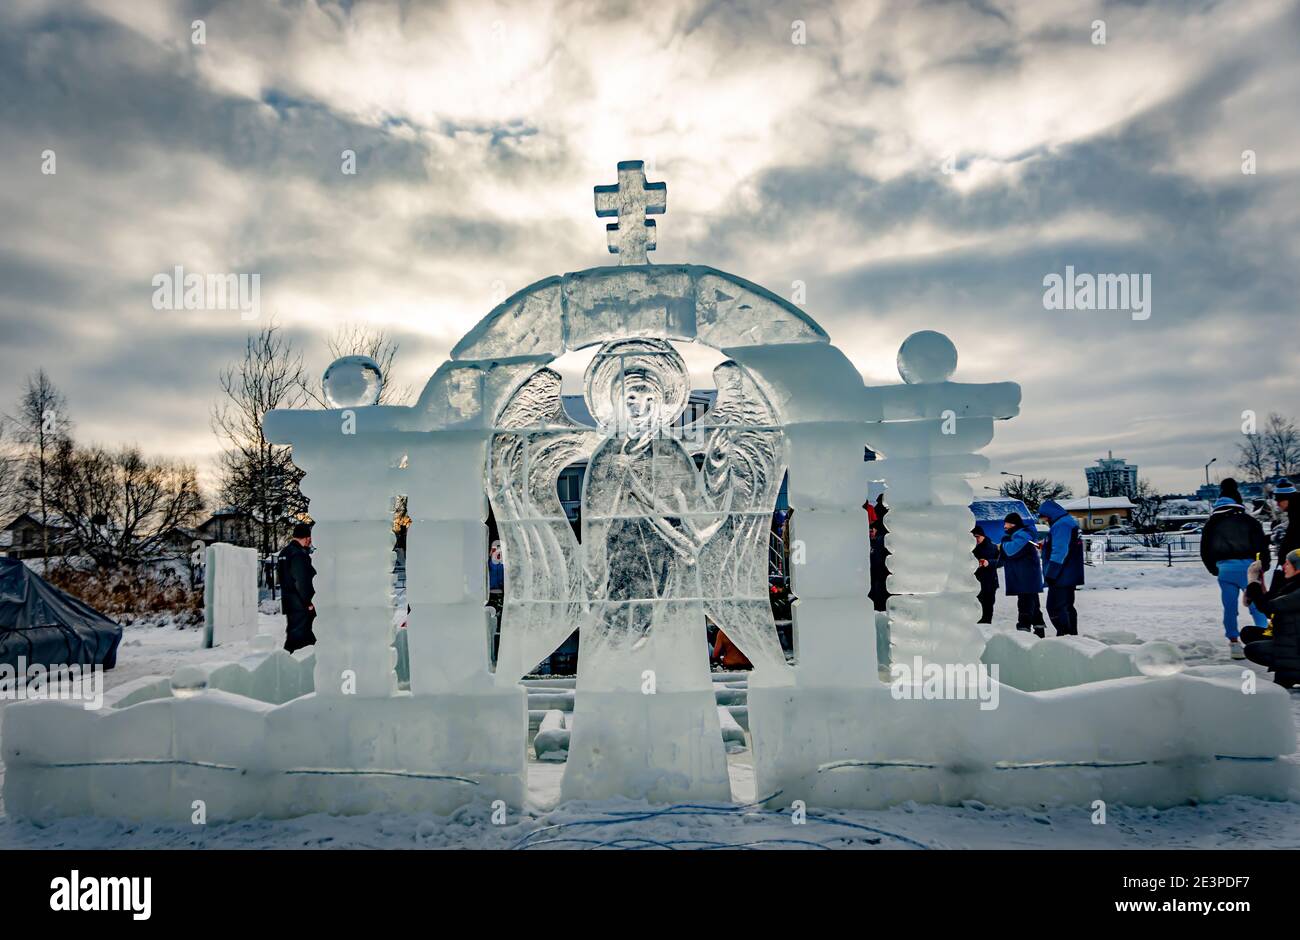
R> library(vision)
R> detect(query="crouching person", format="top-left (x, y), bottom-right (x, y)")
top-left (279, 521), bottom-right (317, 653)
top-left (1242, 548), bottom-right (1300, 689)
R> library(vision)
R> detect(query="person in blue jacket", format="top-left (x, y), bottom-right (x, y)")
top-left (1037, 498), bottom-right (1085, 636)
top-left (982, 512), bottom-right (1045, 635)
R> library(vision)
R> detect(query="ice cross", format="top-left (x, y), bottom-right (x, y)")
top-left (593, 160), bottom-right (667, 265)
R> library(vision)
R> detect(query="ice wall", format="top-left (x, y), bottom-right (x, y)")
top-left (203, 543), bottom-right (258, 648)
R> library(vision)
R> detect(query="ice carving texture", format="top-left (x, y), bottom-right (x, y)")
top-left (696, 273), bottom-right (829, 348)
top-left (489, 368), bottom-right (599, 682)
top-left (452, 279), bottom-right (565, 361)
top-left (697, 362), bottom-right (792, 681)
top-left (563, 266), bottom-right (696, 350)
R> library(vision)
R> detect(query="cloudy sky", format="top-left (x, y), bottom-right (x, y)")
top-left (2, 0), bottom-right (1297, 500)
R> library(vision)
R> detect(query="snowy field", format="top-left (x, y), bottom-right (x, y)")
top-left (2, 561), bottom-right (1298, 850)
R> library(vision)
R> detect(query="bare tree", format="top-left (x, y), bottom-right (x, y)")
top-left (45, 441), bottom-right (205, 568)
top-left (1263, 412), bottom-right (1300, 478)
top-left (997, 477), bottom-right (1073, 512)
top-left (7, 370), bottom-right (73, 557)
top-left (0, 415), bottom-right (21, 523)
top-left (212, 324), bottom-right (313, 555)
top-left (306, 324), bottom-right (411, 407)
top-left (1131, 477), bottom-right (1168, 547)
top-left (1236, 432), bottom-right (1271, 483)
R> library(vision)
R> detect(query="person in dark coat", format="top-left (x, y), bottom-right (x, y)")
top-left (984, 512), bottom-right (1045, 635)
top-left (972, 525), bottom-right (999, 623)
top-left (869, 521), bottom-right (890, 613)
top-left (1243, 548), bottom-right (1300, 688)
top-left (278, 522), bottom-right (316, 653)
top-left (1037, 499), bottom-right (1084, 636)
top-left (1200, 496), bottom-right (1270, 657)
top-left (1218, 477), bottom-right (1244, 505)
top-left (1270, 480), bottom-right (1299, 584)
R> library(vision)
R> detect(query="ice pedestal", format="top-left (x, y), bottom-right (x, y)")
top-left (560, 689), bottom-right (732, 803)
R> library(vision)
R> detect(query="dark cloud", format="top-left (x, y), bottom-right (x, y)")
top-left (0, 0), bottom-right (1296, 499)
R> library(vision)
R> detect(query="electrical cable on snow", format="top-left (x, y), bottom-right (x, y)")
top-left (510, 797), bottom-right (932, 850)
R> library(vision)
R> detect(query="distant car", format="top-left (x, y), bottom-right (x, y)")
top-left (1179, 522), bottom-right (1203, 532)
top-left (1094, 525), bottom-right (1134, 535)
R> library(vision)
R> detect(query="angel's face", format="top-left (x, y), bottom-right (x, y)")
top-left (621, 376), bottom-right (660, 430)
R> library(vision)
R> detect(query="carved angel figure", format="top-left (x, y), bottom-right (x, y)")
top-left (488, 338), bottom-right (792, 688)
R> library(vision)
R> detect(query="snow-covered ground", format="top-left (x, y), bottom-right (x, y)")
top-left (2, 562), bottom-right (1298, 849)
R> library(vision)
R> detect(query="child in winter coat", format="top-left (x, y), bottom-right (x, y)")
top-left (972, 526), bottom-right (999, 624)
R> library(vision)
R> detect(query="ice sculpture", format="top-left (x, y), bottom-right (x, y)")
top-left (874, 330), bottom-right (993, 667)
top-left (3, 160), bottom-right (1294, 824)
top-left (488, 337), bottom-right (791, 800)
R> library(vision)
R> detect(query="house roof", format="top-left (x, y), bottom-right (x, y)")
top-left (1, 512), bottom-right (73, 530)
top-left (1059, 496), bottom-right (1135, 511)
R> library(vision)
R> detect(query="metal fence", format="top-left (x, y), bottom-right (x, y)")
top-left (1082, 535), bottom-right (1200, 566)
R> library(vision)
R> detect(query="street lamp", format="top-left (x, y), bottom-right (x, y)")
top-left (1204, 457), bottom-right (1217, 487)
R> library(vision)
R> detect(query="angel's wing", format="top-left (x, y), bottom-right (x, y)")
top-left (489, 368), bottom-right (600, 682)
top-left (686, 361), bottom-right (791, 678)
top-left (693, 362), bottom-right (783, 510)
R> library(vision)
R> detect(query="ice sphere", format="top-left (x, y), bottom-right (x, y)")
top-left (170, 665), bottom-right (209, 699)
top-left (1133, 640), bottom-right (1185, 677)
top-left (323, 355), bottom-right (384, 408)
top-left (897, 331), bottom-right (958, 384)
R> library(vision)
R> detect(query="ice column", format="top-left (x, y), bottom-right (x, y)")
top-left (869, 331), bottom-right (1019, 667)
top-left (291, 360), bottom-right (402, 698)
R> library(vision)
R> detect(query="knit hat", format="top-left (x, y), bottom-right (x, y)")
top-left (291, 521), bottom-right (314, 540)
top-left (1288, 548), bottom-right (1300, 569)
top-left (1004, 512), bottom-right (1023, 526)
top-left (971, 525), bottom-right (984, 536)
top-left (1275, 480), bottom-right (1297, 497)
